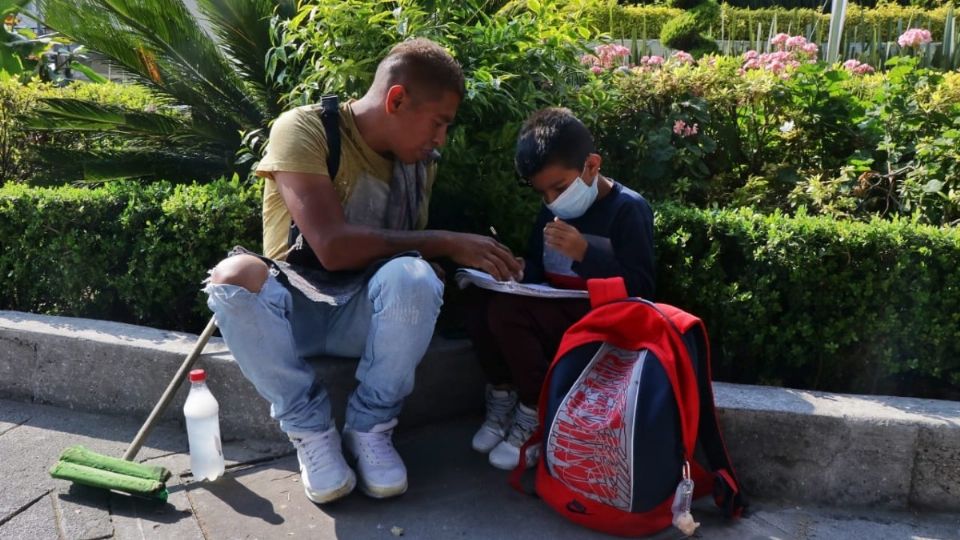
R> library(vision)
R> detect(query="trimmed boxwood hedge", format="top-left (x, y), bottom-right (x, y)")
top-left (582, 3), bottom-right (952, 44)
top-left (2, 180), bottom-right (957, 399)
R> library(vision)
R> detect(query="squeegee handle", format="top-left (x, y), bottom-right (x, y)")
top-left (122, 317), bottom-right (218, 461)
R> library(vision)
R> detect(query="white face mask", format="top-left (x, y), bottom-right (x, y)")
top-left (546, 174), bottom-right (599, 220)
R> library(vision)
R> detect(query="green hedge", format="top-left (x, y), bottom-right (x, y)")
top-left (0, 177), bottom-right (260, 330)
top-left (657, 204), bottom-right (960, 399)
top-left (581, 2), bottom-right (953, 43)
top-left (2, 181), bottom-right (957, 399)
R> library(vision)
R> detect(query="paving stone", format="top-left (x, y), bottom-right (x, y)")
top-left (54, 483), bottom-right (113, 540)
top-left (110, 476), bottom-right (203, 540)
top-left (0, 492), bottom-right (60, 540)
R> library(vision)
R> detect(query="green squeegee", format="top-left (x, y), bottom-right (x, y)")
top-left (49, 446), bottom-right (171, 501)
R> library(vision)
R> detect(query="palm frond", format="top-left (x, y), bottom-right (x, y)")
top-left (197, 0), bottom-right (281, 116)
top-left (28, 98), bottom-right (215, 146)
top-left (36, 0), bottom-right (265, 129)
top-left (42, 146), bottom-right (232, 183)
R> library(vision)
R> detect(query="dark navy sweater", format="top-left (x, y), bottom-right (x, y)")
top-left (522, 181), bottom-right (655, 299)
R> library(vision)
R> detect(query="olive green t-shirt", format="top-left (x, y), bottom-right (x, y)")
top-left (255, 101), bottom-right (436, 260)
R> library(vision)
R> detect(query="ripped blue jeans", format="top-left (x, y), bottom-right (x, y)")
top-left (204, 256), bottom-right (444, 433)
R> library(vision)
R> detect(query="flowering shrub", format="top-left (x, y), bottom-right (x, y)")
top-left (897, 28), bottom-right (933, 49)
top-left (583, 46), bottom-right (699, 76)
top-left (842, 59), bottom-right (875, 75)
top-left (593, 53), bottom-right (960, 224)
top-left (673, 119), bottom-right (699, 137)
top-left (580, 44), bottom-right (630, 73)
top-left (741, 33), bottom-right (818, 76)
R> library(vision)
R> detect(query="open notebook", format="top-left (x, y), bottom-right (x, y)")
top-left (454, 268), bottom-right (588, 299)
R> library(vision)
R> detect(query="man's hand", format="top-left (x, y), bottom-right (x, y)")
top-left (544, 218), bottom-right (588, 262)
top-left (448, 233), bottom-right (523, 281)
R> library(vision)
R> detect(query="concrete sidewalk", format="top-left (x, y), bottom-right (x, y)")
top-left (2, 398), bottom-right (959, 540)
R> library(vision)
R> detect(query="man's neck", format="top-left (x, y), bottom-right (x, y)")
top-left (350, 95), bottom-right (394, 159)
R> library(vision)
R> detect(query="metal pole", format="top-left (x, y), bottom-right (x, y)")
top-left (826, 0), bottom-right (849, 64)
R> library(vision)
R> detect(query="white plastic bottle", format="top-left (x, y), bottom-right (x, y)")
top-left (183, 368), bottom-right (224, 481)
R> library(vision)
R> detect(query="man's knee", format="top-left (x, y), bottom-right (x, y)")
top-left (209, 254), bottom-right (269, 293)
top-left (376, 257), bottom-right (443, 297)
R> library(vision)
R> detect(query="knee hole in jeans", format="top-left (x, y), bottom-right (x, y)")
top-left (210, 254), bottom-right (269, 293)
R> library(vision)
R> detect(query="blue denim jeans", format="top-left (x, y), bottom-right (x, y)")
top-left (205, 256), bottom-right (444, 433)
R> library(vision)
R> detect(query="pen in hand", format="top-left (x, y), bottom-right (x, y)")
top-left (488, 226), bottom-right (524, 282)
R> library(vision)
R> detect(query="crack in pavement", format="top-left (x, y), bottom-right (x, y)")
top-left (0, 416), bottom-right (32, 438)
top-left (0, 489), bottom-right (53, 529)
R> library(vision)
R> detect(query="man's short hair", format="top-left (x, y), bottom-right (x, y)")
top-left (515, 107), bottom-right (595, 181)
top-left (376, 38), bottom-right (465, 102)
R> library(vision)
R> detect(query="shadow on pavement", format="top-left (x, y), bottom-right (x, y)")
top-left (193, 475), bottom-right (285, 525)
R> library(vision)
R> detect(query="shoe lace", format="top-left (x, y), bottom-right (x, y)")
top-left (484, 389), bottom-right (516, 429)
top-left (356, 430), bottom-right (398, 466)
top-left (291, 431), bottom-right (334, 472)
top-left (506, 407), bottom-right (538, 448)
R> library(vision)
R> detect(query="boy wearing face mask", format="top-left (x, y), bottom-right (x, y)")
top-left (462, 107), bottom-right (655, 470)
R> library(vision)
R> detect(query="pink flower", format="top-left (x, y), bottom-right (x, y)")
top-left (590, 65), bottom-right (604, 74)
top-left (771, 33), bottom-right (789, 47)
top-left (842, 59), bottom-right (875, 75)
top-left (593, 43), bottom-right (631, 69)
top-left (785, 35), bottom-right (807, 50)
top-left (898, 28), bottom-right (932, 49)
top-left (641, 55), bottom-right (664, 66)
top-left (671, 51), bottom-right (695, 64)
top-left (580, 54), bottom-right (600, 66)
top-left (673, 120), bottom-right (699, 138)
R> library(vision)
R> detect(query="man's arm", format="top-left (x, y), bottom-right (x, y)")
top-left (275, 170), bottom-right (523, 280)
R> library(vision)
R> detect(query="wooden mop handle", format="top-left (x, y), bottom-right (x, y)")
top-left (122, 317), bottom-right (218, 461)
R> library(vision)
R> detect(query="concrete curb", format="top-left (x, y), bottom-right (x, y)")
top-left (1, 310), bottom-right (958, 513)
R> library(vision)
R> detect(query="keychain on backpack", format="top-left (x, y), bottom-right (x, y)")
top-left (671, 461), bottom-right (700, 536)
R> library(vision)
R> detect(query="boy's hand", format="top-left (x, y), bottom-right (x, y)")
top-left (544, 218), bottom-right (588, 262)
top-left (448, 232), bottom-right (523, 281)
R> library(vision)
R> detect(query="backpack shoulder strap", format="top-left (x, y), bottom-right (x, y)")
top-left (286, 96), bottom-right (341, 257)
top-left (657, 304), bottom-right (748, 518)
top-left (318, 95), bottom-right (341, 180)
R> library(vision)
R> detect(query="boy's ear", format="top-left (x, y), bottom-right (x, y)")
top-left (585, 152), bottom-right (602, 178)
top-left (385, 85), bottom-right (407, 115)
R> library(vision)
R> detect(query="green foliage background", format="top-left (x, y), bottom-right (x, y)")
top-left (2, 181), bottom-right (957, 399)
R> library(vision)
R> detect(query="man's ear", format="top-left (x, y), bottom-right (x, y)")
top-left (385, 85), bottom-right (407, 115)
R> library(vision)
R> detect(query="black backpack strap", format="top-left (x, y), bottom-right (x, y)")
top-left (319, 94), bottom-right (341, 180)
top-left (684, 324), bottom-right (748, 518)
top-left (286, 95), bottom-right (341, 267)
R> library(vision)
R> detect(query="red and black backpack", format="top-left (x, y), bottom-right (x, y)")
top-left (511, 277), bottom-right (747, 537)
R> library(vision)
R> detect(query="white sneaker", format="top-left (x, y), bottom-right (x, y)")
top-left (343, 418), bottom-right (407, 498)
top-left (472, 385), bottom-right (518, 453)
top-left (489, 403), bottom-right (541, 471)
top-left (288, 426), bottom-right (356, 504)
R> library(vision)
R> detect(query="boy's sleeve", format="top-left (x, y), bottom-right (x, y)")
top-left (572, 198), bottom-right (656, 299)
top-left (520, 207), bottom-right (550, 284)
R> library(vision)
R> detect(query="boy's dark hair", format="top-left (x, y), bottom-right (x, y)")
top-left (515, 107), bottom-right (595, 182)
top-left (376, 38), bottom-right (465, 102)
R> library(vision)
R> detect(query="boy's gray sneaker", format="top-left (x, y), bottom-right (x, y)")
top-left (472, 384), bottom-right (519, 453)
top-left (489, 402), bottom-right (540, 470)
top-left (288, 426), bottom-right (356, 504)
top-left (344, 418), bottom-right (407, 498)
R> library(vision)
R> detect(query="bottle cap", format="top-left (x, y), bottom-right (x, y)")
top-left (188, 369), bottom-right (206, 383)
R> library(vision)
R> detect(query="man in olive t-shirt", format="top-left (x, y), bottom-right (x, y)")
top-left (204, 39), bottom-right (522, 504)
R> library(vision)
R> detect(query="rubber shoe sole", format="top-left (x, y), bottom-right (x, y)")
top-left (303, 468), bottom-right (357, 504)
top-left (356, 476), bottom-right (407, 499)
